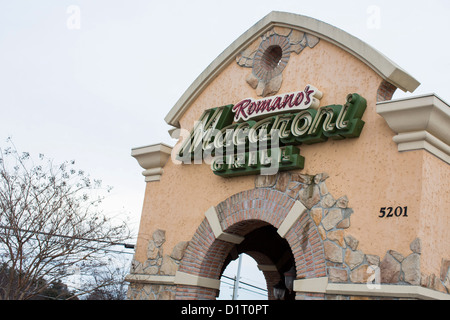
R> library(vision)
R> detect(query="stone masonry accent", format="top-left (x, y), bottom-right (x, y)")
top-left (255, 172), bottom-right (450, 298)
top-left (127, 172), bottom-right (450, 300)
top-left (127, 229), bottom-right (189, 300)
top-left (236, 27), bottom-right (320, 97)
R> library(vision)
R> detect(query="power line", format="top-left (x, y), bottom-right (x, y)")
top-left (221, 274), bottom-right (267, 293)
top-left (222, 275), bottom-right (267, 293)
top-left (0, 225), bottom-right (135, 249)
top-left (0, 234), bottom-right (134, 257)
top-left (220, 279), bottom-right (267, 297)
top-left (237, 286), bottom-right (267, 297)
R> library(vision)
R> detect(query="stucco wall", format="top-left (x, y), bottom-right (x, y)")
top-left (133, 34), bottom-right (447, 282)
top-left (419, 152), bottom-right (450, 275)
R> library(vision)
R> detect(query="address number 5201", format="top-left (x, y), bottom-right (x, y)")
top-left (379, 206), bottom-right (408, 218)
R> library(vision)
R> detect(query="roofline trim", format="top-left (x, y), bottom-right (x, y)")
top-left (165, 11), bottom-right (420, 127)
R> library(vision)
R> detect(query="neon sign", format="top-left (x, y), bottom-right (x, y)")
top-left (177, 86), bottom-right (367, 177)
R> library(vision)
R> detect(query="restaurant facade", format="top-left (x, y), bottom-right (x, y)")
top-left (125, 12), bottom-right (450, 300)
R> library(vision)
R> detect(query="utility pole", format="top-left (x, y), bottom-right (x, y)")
top-left (232, 255), bottom-right (243, 300)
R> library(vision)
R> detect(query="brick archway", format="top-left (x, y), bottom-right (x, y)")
top-left (129, 171), bottom-right (450, 300)
top-left (175, 182), bottom-right (327, 300)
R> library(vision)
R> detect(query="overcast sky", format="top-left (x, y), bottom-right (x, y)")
top-left (1, 2), bottom-right (449, 293)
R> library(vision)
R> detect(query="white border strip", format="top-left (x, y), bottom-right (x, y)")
top-left (125, 274), bottom-right (175, 285)
top-left (126, 274), bottom-right (450, 299)
top-left (294, 277), bottom-right (329, 293)
top-left (126, 272), bottom-right (221, 291)
top-left (174, 271), bottom-right (221, 290)
top-left (204, 206), bottom-right (245, 244)
top-left (277, 201), bottom-right (307, 238)
top-left (294, 277), bottom-right (450, 300)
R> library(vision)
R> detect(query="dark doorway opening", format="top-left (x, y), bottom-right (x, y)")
top-left (220, 224), bottom-right (296, 300)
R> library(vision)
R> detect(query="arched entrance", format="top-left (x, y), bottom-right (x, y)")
top-left (175, 183), bottom-right (327, 300)
top-left (220, 224), bottom-right (296, 300)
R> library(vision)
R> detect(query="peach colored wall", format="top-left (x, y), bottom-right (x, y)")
top-left (134, 33), bottom-right (448, 277)
top-left (135, 159), bottom-right (254, 260)
top-left (419, 152), bottom-right (450, 275)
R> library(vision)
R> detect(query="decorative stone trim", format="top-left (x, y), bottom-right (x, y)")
top-left (125, 274), bottom-right (175, 285)
top-left (257, 264), bottom-right (278, 272)
top-left (421, 258), bottom-right (450, 294)
top-left (257, 250), bottom-right (296, 273)
top-left (126, 229), bottom-right (190, 300)
top-left (327, 283), bottom-right (450, 300)
top-left (128, 229), bottom-right (189, 277)
top-left (236, 27), bottom-right (319, 97)
top-left (377, 93), bottom-right (450, 164)
top-left (294, 277), bottom-right (329, 294)
top-left (131, 143), bottom-right (173, 182)
top-left (204, 206), bottom-right (245, 244)
top-left (277, 200), bottom-right (307, 238)
top-left (254, 172), bottom-right (450, 299)
top-left (128, 172), bottom-right (450, 300)
top-left (294, 277), bottom-right (450, 300)
top-left (174, 271), bottom-right (221, 290)
top-left (175, 176), bottom-right (328, 299)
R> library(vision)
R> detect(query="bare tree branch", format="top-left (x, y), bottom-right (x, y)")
top-left (0, 139), bottom-right (132, 300)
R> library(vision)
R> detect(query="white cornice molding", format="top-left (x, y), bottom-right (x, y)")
top-left (377, 94), bottom-right (450, 165)
top-left (165, 11), bottom-right (420, 128)
top-left (131, 143), bottom-right (173, 182)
